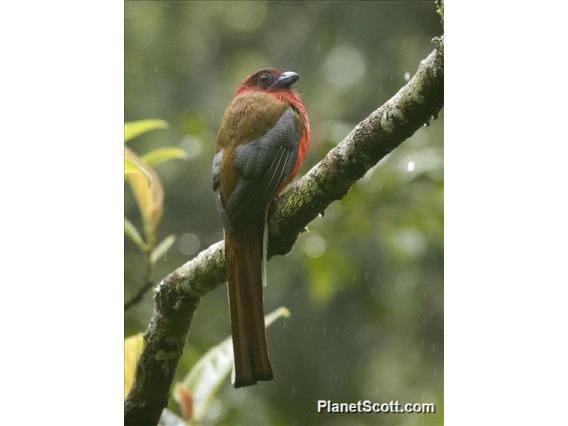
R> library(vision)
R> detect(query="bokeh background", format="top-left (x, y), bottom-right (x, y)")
top-left (125, 1), bottom-right (443, 425)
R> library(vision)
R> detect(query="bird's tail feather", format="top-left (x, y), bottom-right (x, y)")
top-left (225, 220), bottom-right (273, 388)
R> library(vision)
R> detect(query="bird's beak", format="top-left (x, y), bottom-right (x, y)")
top-left (271, 71), bottom-right (300, 89)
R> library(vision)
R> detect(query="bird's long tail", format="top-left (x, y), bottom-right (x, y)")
top-left (225, 218), bottom-right (273, 388)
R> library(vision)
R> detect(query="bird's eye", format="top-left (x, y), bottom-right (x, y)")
top-left (258, 73), bottom-right (273, 87)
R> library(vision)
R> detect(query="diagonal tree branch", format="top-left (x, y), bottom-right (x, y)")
top-left (125, 37), bottom-right (444, 426)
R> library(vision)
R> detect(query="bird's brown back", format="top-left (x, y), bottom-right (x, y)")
top-left (215, 91), bottom-right (302, 207)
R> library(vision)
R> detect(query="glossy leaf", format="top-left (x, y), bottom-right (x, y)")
top-left (159, 408), bottom-right (186, 426)
top-left (174, 307), bottom-right (291, 422)
top-left (125, 148), bottom-right (152, 184)
top-left (150, 234), bottom-right (176, 264)
top-left (124, 333), bottom-right (144, 397)
top-left (124, 218), bottom-right (146, 251)
top-left (125, 119), bottom-right (168, 143)
top-left (175, 384), bottom-right (194, 421)
top-left (125, 146), bottom-right (164, 243)
top-left (142, 147), bottom-right (188, 168)
top-left (125, 158), bottom-right (140, 176)
top-left (125, 157), bottom-right (151, 184)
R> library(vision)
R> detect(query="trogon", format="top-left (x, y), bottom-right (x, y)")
top-left (212, 68), bottom-right (310, 387)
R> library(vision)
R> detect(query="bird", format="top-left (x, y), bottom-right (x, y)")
top-left (212, 68), bottom-right (310, 388)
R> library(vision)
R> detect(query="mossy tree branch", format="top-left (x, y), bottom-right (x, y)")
top-left (125, 37), bottom-right (444, 426)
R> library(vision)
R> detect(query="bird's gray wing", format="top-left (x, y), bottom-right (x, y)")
top-left (213, 107), bottom-right (301, 232)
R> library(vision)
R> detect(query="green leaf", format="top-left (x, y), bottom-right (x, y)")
top-left (125, 147), bottom-right (164, 243)
top-left (124, 158), bottom-right (139, 175)
top-left (124, 157), bottom-right (145, 178)
top-left (142, 147), bottom-right (188, 168)
top-left (124, 218), bottom-right (146, 251)
top-left (150, 234), bottom-right (176, 264)
top-left (124, 333), bottom-right (144, 397)
top-left (264, 306), bottom-right (291, 326)
top-left (125, 119), bottom-right (169, 143)
top-left (125, 155), bottom-right (152, 184)
top-left (174, 306), bottom-right (290, 422)
top-left (159, 408), bottom-right (186, 426)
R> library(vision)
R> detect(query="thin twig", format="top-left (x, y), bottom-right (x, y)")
top-left (124, 281), bottom-right (154, 311)
top-left (124, 251), bottom-right (154, 311)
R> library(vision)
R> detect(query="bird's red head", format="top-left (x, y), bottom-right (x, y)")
top-left (236, 68), bottom-right (298, 93)
top-left (236, 68), bottom-right (303, 104)
top-left (235, 68), bottom-right (309, 143)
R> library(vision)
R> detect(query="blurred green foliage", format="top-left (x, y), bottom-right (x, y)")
top-left (174, 307), bottom-right (291, 425)
top-left (124, 120), bottom-right (185, 300)
top-left (125, 1), bottom-right (443, 425)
